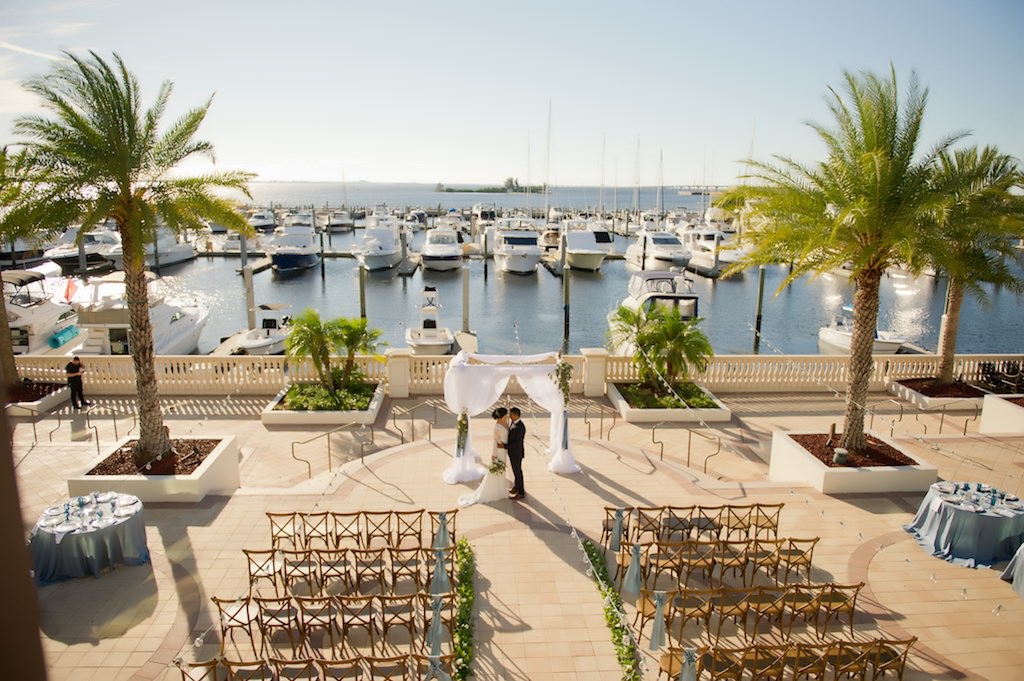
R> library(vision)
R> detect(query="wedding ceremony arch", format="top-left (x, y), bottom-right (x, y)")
top-left (441, 351), bottom-right (581, 484)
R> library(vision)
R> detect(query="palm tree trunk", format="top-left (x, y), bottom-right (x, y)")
top-left (935, 277), bottom-right (963, 385)
top-left (840, 272), bottom-right (882, 451)
top-left (122, 239), bottom-right (171, 466)
top-left (0, 300), bottom-right (20, 392)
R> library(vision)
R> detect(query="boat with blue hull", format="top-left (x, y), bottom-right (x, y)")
top-left (269, 224), bottom-right (321, 274)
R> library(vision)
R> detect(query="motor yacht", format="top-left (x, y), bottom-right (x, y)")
top-left (359, 224), bottom-right (404, 271)
top-left (818, 306), bottom-right (907, 354)
top-left (624, 229), bottom-right (692, 271)
top-left (420, 228), bottom-right (464, 272)
top-left (561, 220), bottom-right (613, 272)
top-left (248, 209), bottom-right (278, 233)
top-left (3, 269), bottom-right (80, 355)
top-left (608, 269), bottom-right (700, 355)
top-left (405, 286), bottom-right (454, 355)
top-left (107, 227), bottom-right (197, 271)
top-left (59, 272), bottom-right (208, 355)
top-left (213, 304), bottom-right (292, 356)
top-left (43, 226), bottom-right (121, 275)
top-left (269, 224), bottom-right (321, 274)
top-left (493, 222), bottom-right (543, 274)
top-left (327, 210), bottom-right (354, 232)
top-left (675, 226), bottom-right (750, 278)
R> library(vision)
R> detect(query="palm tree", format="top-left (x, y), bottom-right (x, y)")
top-left (638, 309), bottom-right (714, 389)
top-left (925, 146), bottom-right (1024, 384)
top-left (14, 52), bottom-right (253, 466)
top-left (335, 317), bottom-right (384, 386)
top-left (717, 66), bottom-right (962, 450)
top-left (0, 146), bottom-right (77, 391)
top-left (285, 309), bottom-right (345, 393)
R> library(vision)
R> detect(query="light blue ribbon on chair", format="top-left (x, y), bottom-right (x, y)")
top-left (649, 590), bottom-right (667, 650)
top-left (678, 647), bottom-right (698, 681)
top-left (610, 508), bottom-right (624, 553)
top-left (424, 656), bottom-right (453, 681)
top-left (426, 595), bottom-right (445, 656)
top-left (432, 511), bottom-right (452, 550)
top-left (621, 543), bottom-right (642, 596)
top-left (430, 549), bottom-right (451, 594)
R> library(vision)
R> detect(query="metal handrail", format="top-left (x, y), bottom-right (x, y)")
top-left (650, 422), bottom-right (668, 460)
top-left (936, 400), bottom-right (981, 436)
top-left (864, 399), bottom-right (905, 436)
top-left (583, 401), bottom-right (618, 440)
top-left (686, 428), bottom-right (723, 474)
top-left (291, 423), bottom-right (376, 479)
top-left (391, 400), bottom-right (438, 444)
top-left (12, 403), bottom-right (43, 442)
top-left (85, 404), bottom-right (139, 442)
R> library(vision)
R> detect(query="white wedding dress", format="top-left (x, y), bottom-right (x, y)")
top-left (458, 423), bottom-right (509, 507)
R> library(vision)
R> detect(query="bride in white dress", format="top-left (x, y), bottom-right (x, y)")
top-left (458, 407), bottom-right (510, 507)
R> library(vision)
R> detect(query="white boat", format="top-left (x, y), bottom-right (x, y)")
top-left (1, 236), bottom-right (54, 269)
top-left (327, 210), bottom-right (354, 232)
top-left (223, 232), bottom-right (263, 253)
top-left (435, 209), bottom-right (467, 235)
top-left (108, 227), bottom-right (197, 270)
top-left (248, 209), bottom-right (277, 233)
top-left (420, 228), bottom-right (464, 271)
top-left (359, 224), bottom-right (404, 271)
top-left (562, 221), bottom-right (612, 272)
top-left (214, 304), bottom-right (291, 356)
top-left (43, 226), bottom-right (121, 275)
top-left (3, 269), bottom-right (80, 355)
top-left (494, 223), bottom-right (543, 274)
top-left (405, 287), bottom-right (454, 355)
top-left (608, 269), bottom-right (700, 355)
top-left (472, 203), bottom-right (497, 225)
top-left (675, 226), bottom-right (750, 277)
top-left (269, 224), bottom-right (321, 273)
top-left (59, 272), bottom-right (208, 355)
top-left (818, 306), bottom-right (907, 354)
top-left (477, 215), bottom-right (539, 257)
top-left (624, 229), bottom-right (692, 271)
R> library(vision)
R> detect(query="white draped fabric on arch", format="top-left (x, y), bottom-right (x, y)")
top-left (441, 351), bottom-right (581, 484)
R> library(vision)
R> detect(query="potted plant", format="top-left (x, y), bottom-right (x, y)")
top-left (261, 309), bottom-right (388, 425)
top-left (605, 306), bottom-right (730, 423)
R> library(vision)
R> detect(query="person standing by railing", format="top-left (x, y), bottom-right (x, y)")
top-left (65, 356), bottom-right (91, 410)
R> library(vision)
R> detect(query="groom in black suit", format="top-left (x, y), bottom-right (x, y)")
top-left (507, 407), bottom-right (526, 499)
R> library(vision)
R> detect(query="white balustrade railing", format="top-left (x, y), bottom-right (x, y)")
top-left (13, 351), bottom-right (1022, 399)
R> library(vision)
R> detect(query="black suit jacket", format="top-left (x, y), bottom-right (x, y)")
top-left (507, 419), bottom-right (526, 458)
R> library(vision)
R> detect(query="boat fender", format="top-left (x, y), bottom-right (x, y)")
top-left (49, 325), bottom-right (80, 348)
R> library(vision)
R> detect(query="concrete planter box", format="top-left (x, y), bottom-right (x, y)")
top-left (6, 385), bottom-right (69, 417)
top-left (768, 430), bottom-right (937, 495)
top-left (67, 435), bottom-right (240, 503)
top-left (979, 394), bottom-right (1024, 434)
top-left (260, 382), bottom-right (386, 426)
top-left (886, 379), bottom-right (985, 411)
top-left (607, 382), bottom-right (732, 424)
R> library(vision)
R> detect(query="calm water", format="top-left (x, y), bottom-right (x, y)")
top-left (152, 186), bottom-right (1024, 356)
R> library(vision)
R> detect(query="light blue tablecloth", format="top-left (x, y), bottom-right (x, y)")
top-left (30, 495), bottom-right (150, 585)
top-left (1000, 543), bottom-right (1024, 598)
top-left (905, 483), bottom-right (1024, 567)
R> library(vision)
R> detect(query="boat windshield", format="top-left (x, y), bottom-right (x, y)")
top-left (504, 236), bottom-right (538, 246)
top-left (651, 234), bottom-right (681, 245)
top-left (644, 296), bottom-right (699, 319)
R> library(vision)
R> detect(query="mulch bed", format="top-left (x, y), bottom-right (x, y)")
top-left (896, 378), bottom-right (986, 399)
top-left (4, 380), bottom-right (66, 404)
top-left (789, 432), bottom-right (917, 468)
top-left (86, 438), bottom-right (219, 476)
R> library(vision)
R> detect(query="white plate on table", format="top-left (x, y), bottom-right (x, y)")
top-left (43, 505), bottom-right (65, 517)
top-left (936, 482), bottom-right (955, 494)
top-left (1006, 495), bottom-right (1019, 502)
top-left (39, 515), bottom-right (64, 528)
top-left (1005, 500), bottom-right (1023, 511)
top-left (978, 484), bottom-right (992, 492)
top-left (994, 508), bottom-right (1017, 518)
top-left (54, 520), bottom-right (81, 533)
top-left (95, 491), bottom-right (117, 503)
top-left (113, 506), bottom-right (136, 518)
top-left (116, 494), bottom-right (139, 508)
top-left (958, 503), bottom-right (985, 513)
top-left (940, 494), bottom-right (962, 504)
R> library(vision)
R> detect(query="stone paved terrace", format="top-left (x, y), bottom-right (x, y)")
top-left (12, 391), bottom-right (1024, 680)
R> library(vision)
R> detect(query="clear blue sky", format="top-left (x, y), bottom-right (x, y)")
top-left (1, 0), bottom-right (1021, 187)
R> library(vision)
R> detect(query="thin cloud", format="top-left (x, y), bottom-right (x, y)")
top-left (0, 41), bottom-right (62, 61)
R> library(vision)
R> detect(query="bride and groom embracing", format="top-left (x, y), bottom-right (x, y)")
top-left (458, 406), bottom-right (526, 507)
